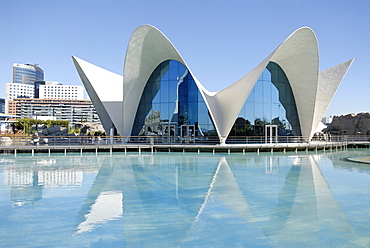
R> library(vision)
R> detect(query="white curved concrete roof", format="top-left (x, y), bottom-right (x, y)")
top-left (73, 25), bottom-right (353, 144)
top-left (72, 56), bottom-right (123, 134)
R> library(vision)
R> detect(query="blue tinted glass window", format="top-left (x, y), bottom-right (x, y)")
top-left (132, 60), bottom-right (216, 137)
top-left (254, 82), bottom-right (263, 103)
top-left (230, 62), bottom-right (301, 137)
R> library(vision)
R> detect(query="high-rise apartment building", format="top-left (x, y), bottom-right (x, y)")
top-left (6, 83), bottom-right (35, 101)
top-left (8, 98), bottom-right (101, 126)
top-left (5, 63), bottom-right (98, 125)
top-left (35, 81), bottom-right (84, 100)
top-left (13, 63), bottom-right (44, 84)
top-left (5, 63), bottom-right (45, 102)
top-left (6, 81), bottom-right (84, 102)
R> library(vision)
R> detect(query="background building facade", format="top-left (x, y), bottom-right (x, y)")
top-left (35, 81), bottom-right (84, 100)
top-left (8, 98), bottom-right (100, 125)
top-left (13, 63), bottom-right (44, 85)
top-left (3, 63), bottom-right (101, 128)
top-left (6, 63), bottom-right (45, 102)
top-left (6, 83), bottom-right (35, 101)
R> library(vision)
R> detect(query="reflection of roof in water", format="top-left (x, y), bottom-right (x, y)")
top-left (75, 191), bottom-right (123, 234)
top-left (70, 154), bottom-right (359, 246)
top-left (73, 158), bottom-right (124, 235)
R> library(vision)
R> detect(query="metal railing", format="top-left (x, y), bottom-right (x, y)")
top-left (0, 134), bottom-right (369, 147)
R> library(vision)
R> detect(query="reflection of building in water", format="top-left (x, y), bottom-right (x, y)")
top-left (265, 157), bottom-right (279, 174)
top-left (4, 169), bottom-right (83, 187)
top-left (5, 170), bottom-right (43, 207)
top-left (108, 154), bottom-right (357, 247)
top-left (4, 170), bottom-right (34, 187)
top-left (4, 163), bottom-right (83, 207)
top-left (74, 161), bottom-right (124, 235)
top-left (38, 170), bottom-right (82, 187)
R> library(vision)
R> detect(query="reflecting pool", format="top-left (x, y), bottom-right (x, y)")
top-left (1, 149), bottom-right (370, 247)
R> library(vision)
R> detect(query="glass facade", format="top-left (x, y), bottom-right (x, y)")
top-left (13, 64), bottom-right (44, 85)
top-left (0, 98), bottom-right (5, 114)
top-left (132, 60), bottom-right (216, 138)
top-left (229, 62), bottom-right (301, 137)
top-left (133, 60), bottom-right (300, 140)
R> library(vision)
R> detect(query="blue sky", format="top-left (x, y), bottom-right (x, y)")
top-left (1, 0), bottom-right (369, 116)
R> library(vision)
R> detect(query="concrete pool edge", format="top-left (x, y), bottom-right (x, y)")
top-left (347, 156), bottom-right (370, 164)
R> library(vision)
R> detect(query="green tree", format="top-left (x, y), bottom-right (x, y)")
top-left (16, 118), bottom-right (70, 135)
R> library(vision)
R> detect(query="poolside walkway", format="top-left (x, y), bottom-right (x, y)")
top-left (0, 140), bottom-right (357, 155)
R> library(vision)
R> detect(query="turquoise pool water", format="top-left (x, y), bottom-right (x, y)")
top-left (0, 149), bottom-right (370, 247)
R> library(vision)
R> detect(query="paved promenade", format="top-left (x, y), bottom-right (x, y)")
top-left (1, 141), bottom-right (361, 155)
top-left (0, 134), bottom-right (368, 155)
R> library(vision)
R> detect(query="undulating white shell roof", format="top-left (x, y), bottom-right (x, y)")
top-left (73, 25), bottom-right (353, 144)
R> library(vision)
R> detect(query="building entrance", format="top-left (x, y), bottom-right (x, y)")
top-left (180, 125), bottom-right (195, 144)
top-left (265, 125), bottom-right (278, 144)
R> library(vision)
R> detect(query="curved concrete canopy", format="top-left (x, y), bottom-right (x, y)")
top-left (72, 56), bottom-right (123, 134)
top-left (313, 59), bottom-right (354, 136)
top-left (73, 25), bottom-right (353, 144)
top-left (122, 26), bottom-right (185, 136)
